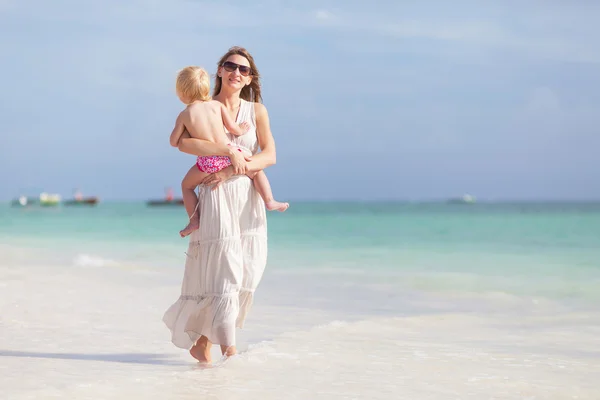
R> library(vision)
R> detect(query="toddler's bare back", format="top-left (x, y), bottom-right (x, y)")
top-left (181, 100), bottom-right (230, 145)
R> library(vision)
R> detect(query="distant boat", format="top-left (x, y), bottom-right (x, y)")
top-left (11, 195), bottom-right (36, 207)
top-left (11, 193), bottom-right (61, 207)
top-left (447, 194), bottom-right (476, 204)
top-left (39, 192), bottom-right (61, 206)
top-left (147, 199), bottom-right (184, 206)
top-left (64, 197), bottom-right (99, 206)
top-left (147, 187), bottom-right (183, 207)
top-left (63, 189), bottom-right (99, 206)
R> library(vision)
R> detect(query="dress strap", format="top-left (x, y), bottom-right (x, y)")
top-left (248, 100), bottom-right (256, 126)
top-left (238, 98), bottom-right (248, 122)
top-left (239, 99), bottom-right (255, 126)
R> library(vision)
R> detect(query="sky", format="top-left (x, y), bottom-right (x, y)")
top-left (1, 0), bottom-right (599, 201)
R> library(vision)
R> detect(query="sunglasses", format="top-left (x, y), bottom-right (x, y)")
top-left (222, 61), bottom-right (252, 76)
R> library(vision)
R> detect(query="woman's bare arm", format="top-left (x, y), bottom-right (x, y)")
top-left (199, 103), bottom-right (277, 188)
top-left (245, 103), bottom-right (276, 173)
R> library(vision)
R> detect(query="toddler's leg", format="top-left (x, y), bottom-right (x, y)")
top-left (180, 165), bottom-right (208, 237)
top-left (249, 171), bottom-right (289, 212)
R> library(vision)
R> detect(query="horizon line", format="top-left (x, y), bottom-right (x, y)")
top-left (2, 198), bottom-right (600, 205)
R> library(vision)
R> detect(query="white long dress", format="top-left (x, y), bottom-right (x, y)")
top-left (163, 99), bottom-right (268, 348)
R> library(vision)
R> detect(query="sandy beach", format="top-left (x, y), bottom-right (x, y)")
top-left (2, 236), bottom-right (599, 399)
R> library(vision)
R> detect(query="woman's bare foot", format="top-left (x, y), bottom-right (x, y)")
top-left (180, 218), bottom-right (199, 238)
top-left (220, 345), bottom-right (237, 358)
top-left (265, 200), bottom-right (289, 212)
top-left (190, 339), bottom-right (211, 363)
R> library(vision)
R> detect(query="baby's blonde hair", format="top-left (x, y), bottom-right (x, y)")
top-left (176, 66), bottom-right (211, 103)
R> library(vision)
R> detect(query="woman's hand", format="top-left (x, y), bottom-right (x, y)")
top-left (228, 148), bottom-right (249, 175)
top-left (201, 166), bottom-right (235, 190)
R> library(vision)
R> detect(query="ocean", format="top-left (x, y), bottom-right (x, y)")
top-left (1, 201), bottom-right (599, 399)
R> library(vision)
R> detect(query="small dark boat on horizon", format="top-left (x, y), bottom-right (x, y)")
top-left (63, 189), bottom-right (99, 206)
top-left (63, 197), bottom-right (99, 206)
top-left (446, 194), bottom-right (476, 204)
top-left (146, 199), bottom-right (184, 206)
top-left (147, 187), bottom-right (184, 207)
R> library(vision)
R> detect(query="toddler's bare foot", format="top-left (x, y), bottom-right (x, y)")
top-left (190, 341), bottom-right (211, 364)
top-left (179, 218), bottom-right (199, 238)
top-left (265, 200), bottom-right (289, 212)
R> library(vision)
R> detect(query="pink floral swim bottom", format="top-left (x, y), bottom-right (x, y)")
top-left (196, 155), bottom-right (231, 174)
top-left (196, 146), bottom-right (244, 174)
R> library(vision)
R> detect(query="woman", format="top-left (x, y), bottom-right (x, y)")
top-left (163, 46), bottom-right (276, 363)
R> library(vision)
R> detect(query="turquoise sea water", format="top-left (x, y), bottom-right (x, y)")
top-left (1, 201), bottom-right (599, 306)
top-left (3, 201), bottom-right (600, 399)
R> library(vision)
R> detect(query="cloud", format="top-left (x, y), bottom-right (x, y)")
top-left (526, 87), bottom-right (560, 112)
top-left (313, 9), bottom-right (344, 26)
top-left (4, 1), bottom-right (598, 63)
top-left (297, 2), bottom-right (600, 64)
top-left (315, 10), bottom-right (332, 20)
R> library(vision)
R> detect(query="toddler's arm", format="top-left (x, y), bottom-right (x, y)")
top-left (169, 113), bottom-right (185, 147)
top-left (220, 103), bottom-right (251, 136)
top-left (178, 130), bottom-right (239, 157)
